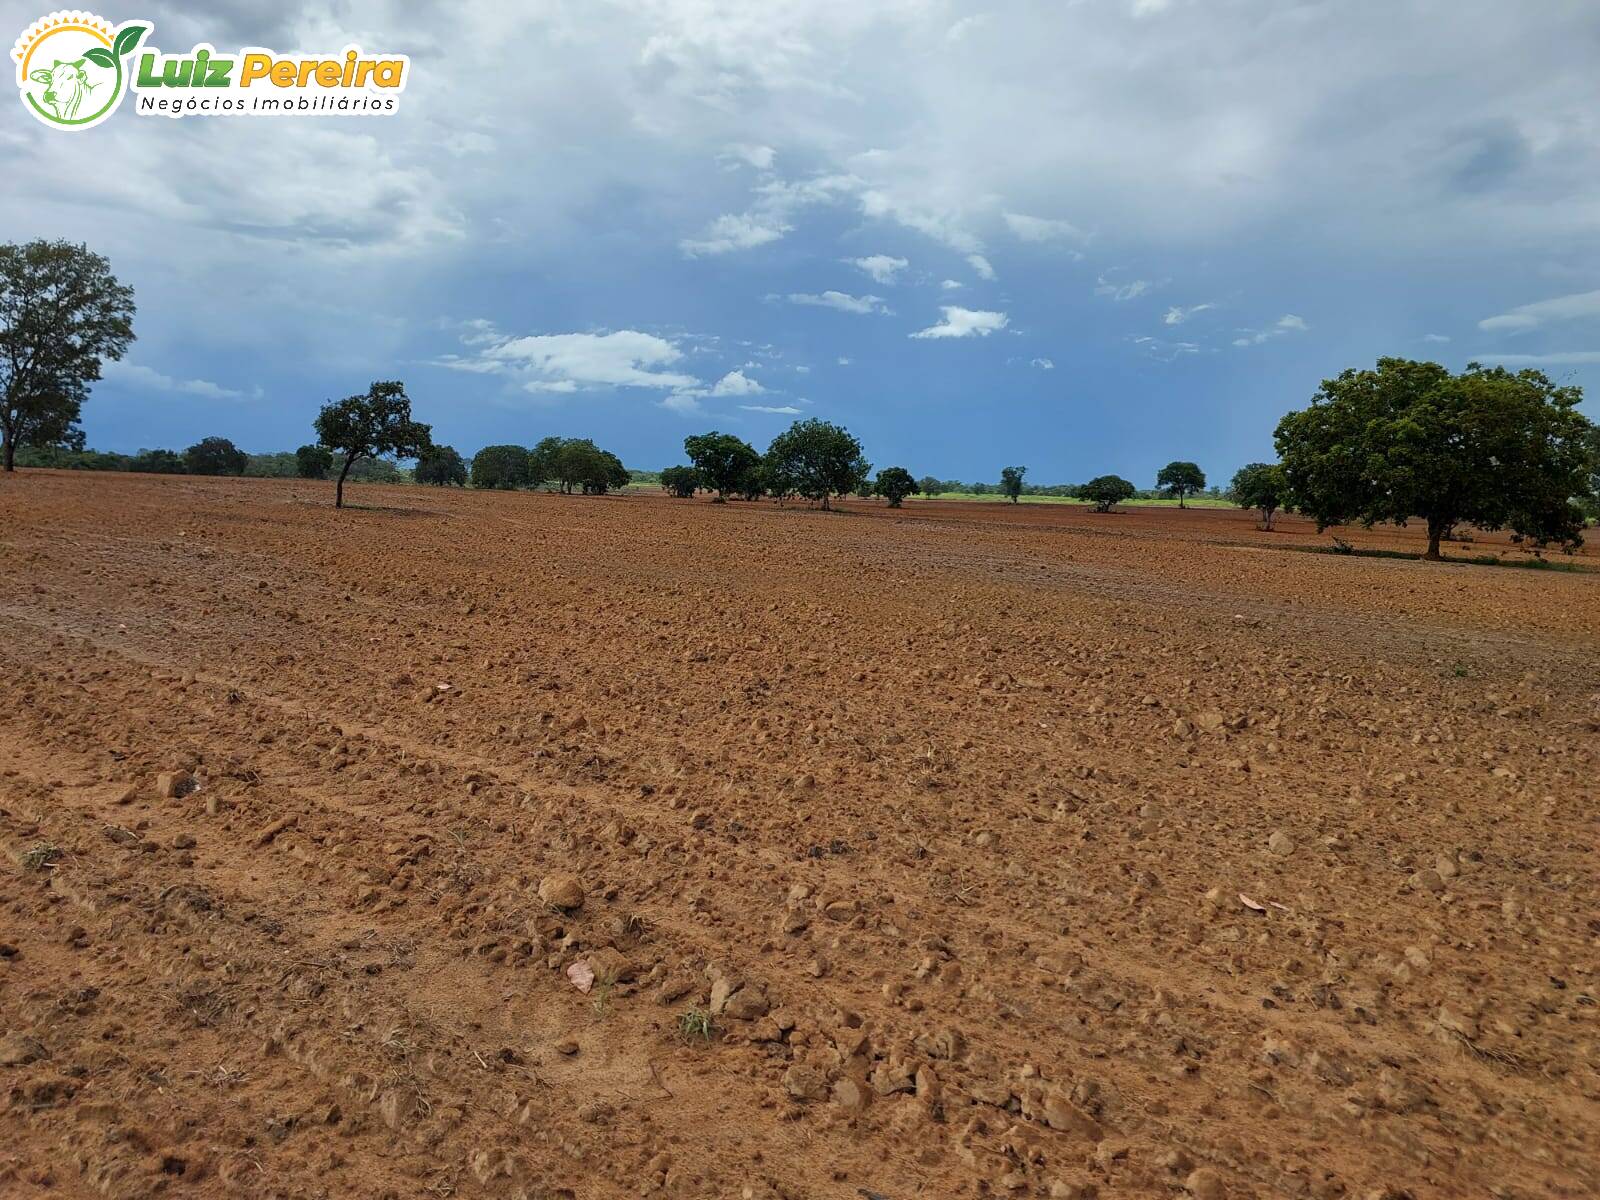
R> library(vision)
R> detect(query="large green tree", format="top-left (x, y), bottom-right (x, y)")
top-left (1229, 462), bottom-right (1287, 529)
top-left (417, 444), bottom-right (468, 486)
top-left (295, 444), bottom-right (333, 479)
top-left (184, 436), bottom-right (248, 476)
top-left (684, 431), bottom-right (760, 501)
top-left (873, 466), bottom-right (918, 508)
top-left (312, 380), bottom-right (431, 508)
top-left (763, 418), bottom-right (870, 511)
top-left (1080, 474), bottom-right (1135, 513)
top-left (999, 465), bottom-right (1027, 503)
top-left (660, 465), bottom-right (700, 498)
top-left (0, 240), bottom-right (135, 472)
top-left (1156, 460), bottom-right (1206, 508)
top-left (471, 444), bottom-right (531, 490)
top-left (1276, 358), bottom-right (1593, 559)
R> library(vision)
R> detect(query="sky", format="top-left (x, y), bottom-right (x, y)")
top-left (4, 0), bottom-right (1599, 485)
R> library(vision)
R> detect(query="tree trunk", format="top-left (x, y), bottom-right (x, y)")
top-left (1179, 493), bottom-right (1186, 509)
top-left (335, 454), bottom-right (355, 509)
top-left (1425, 516), bottom-right (1446, 561)
top-left (2, 426), bottom-right (13, 473)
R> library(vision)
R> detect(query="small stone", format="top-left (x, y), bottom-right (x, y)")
top-left (538, 873), bottom-right (585, 911)
top-left (1185, 1167), bottom-right (1227, 1200)
top-left (783, 1063), bottom-right (829, 1102)
top-left (155, 770), bottom-right (192, 799)
top-left (1406, 869), bottom-right (1444, 894)
top-left (555, 1040), bottom-right (579, 1056)
top-left (832, 1077), bottom-right (868, 1110)
top-left (1267, 831), bottom-right (1294, 856)
top-left (172, 833), bottom-right (197, 851)
top-left (0, 1034), bottom-right (47, 1066)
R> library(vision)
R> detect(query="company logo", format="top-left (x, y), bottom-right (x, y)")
top-left (12, 11), bottom-right (147, 129)
top-left (13, 11), bottom-right (409, 129)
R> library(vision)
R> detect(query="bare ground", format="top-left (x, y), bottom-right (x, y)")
top-left (0, 470), bottom-right (1596, 1200)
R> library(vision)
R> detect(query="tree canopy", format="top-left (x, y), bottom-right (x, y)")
top-left (873, 466), bottom-right (918, 508)
top-left (471, 444), bottom-right (531, 490)
top-left (1275, 358), bottom-right (1593, 558)
top-left (763, 418), bottom-right (870, 510)
top-left (312, 380), bottom-right (431, 508)
top-left (183, 436), bottom-right (248, 476)
top-left (1081, 474), bottom-right (1135, 513)
top-left (1156, 460), bottom-right (1206, 507)
top-left (0, 240), bottom-right (136, 472)
top-left (417, 444), bottom-right (468, 486)
top-left (684, 431), bottom-right (760, 501)
top-left (999, 465), bottom-right (1027, 503)
top-left (1229, 462), bottom-right (1287, 529)
top-left (295, 444), bottom-right (332, 479)
top-left (660, 464), bottom-right (700, 498)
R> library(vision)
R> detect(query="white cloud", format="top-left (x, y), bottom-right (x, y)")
top-left (659, 392), bottom-right (706, 416)
top-left (946, 14), bottom-right (990, 42)
top-left (847, 254), bottom-right (909, 284)
top-left (710, 369), bottom-right (766, 395)
top-left (788, 290), bottom-right (888, 314)
top-left (966, 253), bottom-right (997, 280)
top-left (1031, 357), bottom-right (1055, 369)
top-left (1232, 314), bottom-right (1310, 347)
top-left (740, 403), bottom-right (804, 414)
top-left (1163, 303), bottom-right (1215, 325)
top-left (1095, 274), bottom-right (1152, 301)
top-left (101, 361), bottom-right (259, 402)
top-left (437, 323), bottom-right (700, 393)
top-left (724, 143), bottom-right (776, 170)
top-left (1423, 333), bottom-right (1452, 343)
top-left (1478, 289), bottom-right (1600, 333)
top-left (1004, 212), bottom-right (1083, 243)
top-left (941, 279), bottom-right (963, 290)
top-left (680, 212), bottom-right (791, 257)
top-left (836, 356), bottom-right (853, 365)
top-left (910, 306), bottom-right (1010, 339)
top-left (1131, 335), bottom-right (1201, 360)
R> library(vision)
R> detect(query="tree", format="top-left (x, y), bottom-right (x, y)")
top-left (471, 444), bottom-right (531, 490)
top-left (312, 380), bottom-right (431, 508)
top-left (1229, 462), bottom-right (1287, 530)
top-left (417, 444), bottom-right (467, 486)
top-left (129, 447), bottom-right (185, 474)
top-left (999, 465), bottom-right (1027, 503)
top-left (873, 466), bottom-right (918, 508)
top-left (296, 444), bottom-right (333, 479)
top-left (661, 465), bottom-right (700, 498)
top-left (917, 475), bottom-right (943, 497)
top-left (528, 436), bottom-right (565, 490)
top-left (1156, 460), bottom-right (1206, 508)
top-left (763, 418), bottom-right (870, 511)
top-left (1, 240), bottom-right (136, 472)
top-left (1276, 358), bottom-right (1593, 559)
top-left (183, 436), bottom-right (248, 476)
top-left (1081, 474), bottom-right (1135, 513)
top-left (684, 431), bottom-right (760, 502)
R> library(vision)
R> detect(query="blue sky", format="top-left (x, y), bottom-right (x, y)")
top-left (4, 0), bottom-right (1598, 485)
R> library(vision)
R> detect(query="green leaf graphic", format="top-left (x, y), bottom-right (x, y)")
top-left (113, 24), bottom-right (147, 59)
top-left (83, 47), bottom-right (115, 68)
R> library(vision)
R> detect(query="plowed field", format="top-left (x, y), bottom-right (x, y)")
top-left (1, 470), bottom-right (1596, 1200)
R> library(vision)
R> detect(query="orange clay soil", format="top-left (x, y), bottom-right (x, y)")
top-left (0, 469), bottom-right (1595, 1200)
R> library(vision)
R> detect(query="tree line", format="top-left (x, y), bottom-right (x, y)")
top-left (3, 240), bottom-right (1598, 553)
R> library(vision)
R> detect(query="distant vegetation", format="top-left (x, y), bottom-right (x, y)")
top-left (2, 235), bottom-right (1596, 545)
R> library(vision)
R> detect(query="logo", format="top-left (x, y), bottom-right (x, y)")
top-left (13, 11), bottom-right (409, 129)
top-left (12, 11), bottom-right (147, 129)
